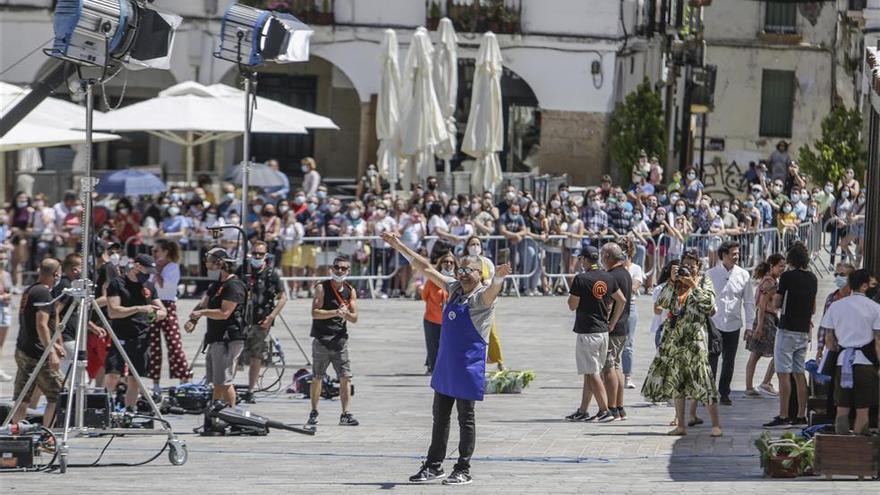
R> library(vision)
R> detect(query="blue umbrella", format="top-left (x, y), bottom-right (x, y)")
top-left (96, 170), bottom-right (167, 196)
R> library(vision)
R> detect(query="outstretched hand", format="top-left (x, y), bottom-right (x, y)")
top-left (381, 231), bottom-right (401, 247)
top-left (495, 263), bottom-right (513, 278)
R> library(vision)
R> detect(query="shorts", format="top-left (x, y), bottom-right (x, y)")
top-left (240, 325), bottom-right (270, 364)
top-left (834, 364), bottom-right (880, 409)
top-left (0, 305), bottom-right (11, 327)
top-left (14, 349), bottom-right (65, 403)
top-left (397, 253), bottom-right (410, 266)
top-left (773, 328), bottom-right (809, 374)
top-left (205, 340), bottom-right (244, 386)
top-left (312, 339), bottom-right (352, 378)
top-left (281, 246), bottom-right (302, 268)
top-left (105, 333), bottom-right (150, 377)
top-left (575, 333), bottom-right (608, 375)
top-left (603, 334), bottom-right (626, 372)
top-left (296, 245), bottom-right (319, 269)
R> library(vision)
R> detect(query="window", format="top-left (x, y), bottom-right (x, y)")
top-left (759, 70), bottom-right (795, 137)
top-left (764, 1), bottom-right (797, 34)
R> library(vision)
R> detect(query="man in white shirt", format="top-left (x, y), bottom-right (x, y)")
top-left (820, 269), bottom-right (880, 435)
top-left (706, 240), bottom-right (755, 405)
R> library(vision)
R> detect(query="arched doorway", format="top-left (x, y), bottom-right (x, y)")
top-left (453, 60), bottom-right (540, 173)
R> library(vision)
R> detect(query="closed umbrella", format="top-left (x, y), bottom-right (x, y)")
top-left (226, 162), bottom-right (289, 188)
top-left (462, 32), bottom-right (504, 193)
top-left (398, 27), bottom-right (449, 187)
top-left (96, 169), bottom-right (167, 197)
top-left (433, 18), bottom-right (458, 169)
top-left (377, 29), bottom-right (401, 189)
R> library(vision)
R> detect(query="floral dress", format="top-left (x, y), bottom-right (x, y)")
top-left (641, 277), bottom-right (719, 404)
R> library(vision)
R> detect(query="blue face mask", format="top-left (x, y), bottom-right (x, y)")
top-left (250, 258), bottom-right (264, 269)
top-left (834, 276), bottom-right (847, 289)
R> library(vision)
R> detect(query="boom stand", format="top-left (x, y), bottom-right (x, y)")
top-left (1, 81), bottom-right (186, 473)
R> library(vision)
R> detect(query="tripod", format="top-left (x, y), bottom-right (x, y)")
top-left (1, 81), bottom-right (186, 473)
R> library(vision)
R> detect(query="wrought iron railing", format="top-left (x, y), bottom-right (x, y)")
top-left (240, 0), bottom-right (335, 25)
top-left (426, 0), bottom-right (522, 34)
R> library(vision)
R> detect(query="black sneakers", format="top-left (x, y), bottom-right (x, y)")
top-left (565, 410), bottom-right (589, 422)
top-left (339, 412), bottom-right (360, 426)
top-left (307, 410), bottom-right (319, 425)
top-left (616, 407), bottom-right (628, 421)
top-left (790, 417), bottom-right (808, 427)
top-left (762, 416), bottom-right (791, 428)
top-left (409, 463), bottom-right (446, 483)
top-left (587, 410), bottom-right (615, 423)
top-left (442, 469), bottom-right (473, 485)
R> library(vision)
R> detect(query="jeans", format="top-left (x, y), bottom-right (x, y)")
top-left (426, 392), bottom-right (476, 472)
top-left (371, 247), bottom-right (395, 293)
top-left (423, 319), bottom-right (441, 372)
top-left (519, 239), bottom-right (540, 291)
top-left (633, 244), bottom-right (646, 271)
top-left (622, 302), bottom-right (638, 376)
top-left (708, 329), bottom-right (740, 399)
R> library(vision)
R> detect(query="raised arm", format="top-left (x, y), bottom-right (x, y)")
top-left (480, 263), bottom-right (513, 306)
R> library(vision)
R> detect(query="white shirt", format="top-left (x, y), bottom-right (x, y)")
top-left (303, 170), bottom-right (321, 196)
top-left (371, 215), bottom-right (398, 248)
top-left (820, 293), bottom-right (880, 366)
top-left (155, 262), bottom-right (180, 301)
top-left (706, 263), bottom-right (756, 332)
top-left (650, 283), bottom-right (666, 335)
top-left (627, 263), bottom-right (644, 304)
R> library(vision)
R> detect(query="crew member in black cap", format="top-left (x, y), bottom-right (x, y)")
top-left (105, 254), bottom-right (167, 409)
top-left (185, 247), bottom-right (247, 405)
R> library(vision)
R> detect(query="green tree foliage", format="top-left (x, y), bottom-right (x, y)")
top-left (797, 105), bottom-right (865, 185)
top-left (609, 78), bottom-right (666, 179)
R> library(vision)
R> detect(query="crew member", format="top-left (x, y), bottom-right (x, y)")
top-left (307, 255), bottom-right (359, 426)
top-left (52, 252), bottom-right (82, 375)
top-left (242, 240), bottom-right (287, 394)
top-left (185, 247), bottom-right (246, 405)
top-left (384, 232), bottom-right (511, 486)
top-left (86, 240), bottom-right (119, 387)
top-left (106, 254), bottom-right (167, 409)
top-left (11, 258), bottom-right (64, 423)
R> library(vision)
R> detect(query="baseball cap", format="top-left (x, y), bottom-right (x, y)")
top-left (134, 254), bottom-right (158, 273)
top-left (578, 245), bottom-right (601, 263)
top-left (206, 246), bottom-right (236, 263)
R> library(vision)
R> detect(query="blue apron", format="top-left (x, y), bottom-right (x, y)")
top-left (430, 296), bottom-right (488, 401)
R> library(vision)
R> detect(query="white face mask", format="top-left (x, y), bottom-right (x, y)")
top-left (559, 191), bottom-right (569, 200)
top-left (676, 205), bottom-right (686, 214)
top-left (550, 200), bottom-right (561, 209)
top-left (834, 275), bottom-right (847, 289)
top-left (207, 269), bottom-right (221, 280)
top-left (783, 205), bottom-right (792, 213)
top-left (109, 253), bottom-right (121, 266)
top-left (441, 268), bottom-right (454, 277)
top-left (824, 185), bottom-right (834, 194)
top-left (505, 192), bottom-right (516, 202)
top-left (529, 207), bottom-right (540, 216)
top-left (467, 244), bottom-right (482, 256)
top-left (349, 210), bottom-right (361, 219)
top-left (331, 273), bottom-right (347, 283)
top-left (302, 165), bottom-right (310, 173)
top-left (168, 207), bottom-right (180, 216)
top-left (449, 205), bottom-right (459, 214)
top-left (253, 205), bottom-right (263, 214)
top-left (842, 191), bottom-right (850, 199)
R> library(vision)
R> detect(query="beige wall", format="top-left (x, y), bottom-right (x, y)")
top-left (537, 110), bottom-right (610, 186)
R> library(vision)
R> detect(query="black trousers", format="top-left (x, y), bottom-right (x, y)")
top-left (426, 392), bottom-right (476, 472)
top-left (708, 329), bottom-right (740, 399)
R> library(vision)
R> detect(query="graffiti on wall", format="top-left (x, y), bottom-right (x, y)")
top-left (701, 158), bottom-right (748, 200)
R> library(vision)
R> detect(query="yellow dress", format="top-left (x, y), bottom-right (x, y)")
top-left (482, 257), bottom-right (503, 365)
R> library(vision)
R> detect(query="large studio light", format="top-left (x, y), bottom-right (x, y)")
top-left (214, 3), bottom-right (312, 67)
top-left (50, 0), bottom-right (181, 70)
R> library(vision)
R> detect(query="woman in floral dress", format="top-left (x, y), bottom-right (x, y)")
top-left (642, 251), bottom-right (722, 437)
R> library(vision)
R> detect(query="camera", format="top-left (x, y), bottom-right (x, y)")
top-left (677, 266), bottom-right (692, 279)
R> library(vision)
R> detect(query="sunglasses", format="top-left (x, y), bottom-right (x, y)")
top-left (440, 260), bottom-right (455, 266)
top-left (456, 267), bottom-right (477, 275)
top-left (251, 252), bottom-right (267, 258)
top-left (332, 265), bottom-right (351, 272)
top-left (833, 272), bottom-right (847, 277)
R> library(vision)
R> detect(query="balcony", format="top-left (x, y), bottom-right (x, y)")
top-left (426, 0), bottom-right (522, 34)
top-left (239, 0), bottom-right (335, 25)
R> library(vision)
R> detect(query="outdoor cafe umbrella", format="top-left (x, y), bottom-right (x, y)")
top-left (376, 29), bottom-right (401, 189)
top-left (462, 32), bottom-right (503, 193)
top-left (0, 122), bottom-right (120, 152)
top-left (225, 162), bottom-right (288, 189)
top-left (398, 27), bottom-right (450, 187)
top-left (95, 169), bottom-right (167, 197)
top-left (433, 18), bottom-right (458, 173)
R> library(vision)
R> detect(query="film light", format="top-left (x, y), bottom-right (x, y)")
top-left (214, 3), bottom-right (312, 68)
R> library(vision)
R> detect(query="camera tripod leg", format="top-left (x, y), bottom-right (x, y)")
top-left (278, 314), bottom-right (310, 366)
top-left (187, 337), bottom-right (206, 379)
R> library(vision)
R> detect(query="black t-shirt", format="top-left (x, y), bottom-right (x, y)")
top-left (310, 280), bottom-right (353, 350)
top-left (205, 275), bottom-right (247, 343)
top-left (607, 265), bottom-right (632, 336)
top-left (569, 270), bottom-right (619, 334)
top-left (52, 275), bottom-right (77, 342)
top-left (106, 276), bottom-right (158, 339)
top-left (17, 283), bottom-right (56, 359)
top-left (248, 266), bottom-right (283, 323)
top-left (777, 269), bottom-right (818, 333)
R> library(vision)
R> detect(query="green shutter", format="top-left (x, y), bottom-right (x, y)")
top-left (760, 70), bottom-right (795, 137)
top-left (764, 2), bottom-right (797, 34)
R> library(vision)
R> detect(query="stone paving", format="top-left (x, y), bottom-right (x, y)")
top-left (1, 274), bottom-right (874, 493)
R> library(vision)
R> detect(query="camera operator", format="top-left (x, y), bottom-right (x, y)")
top-left (105, 254), bottom-right (167, 410)
top-left (52, 252), bottom-right (83, 376)
top-left (11, 258), bottom-right (64, 423)
top-left (185, 247), bottom-right (246, 405)
top-left (242, 240), bottom-right (287, 394)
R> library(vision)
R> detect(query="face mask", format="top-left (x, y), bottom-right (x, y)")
top-left (824, 185), bottom-right (834, 194)
top-left (550, 200), bottom-right (561, 209)
top-left (317, 191), bottom-right (327, 200)
top-left (834, 276), bottom-right (848, 289)
top-left (687, 173), bottom-right (696, 181)
top-left (670, 194), bottom-right (680, 203)
top-left (119, 208), bottom-right (130, 215)
top-left (529, 207), bottom-right (540, 216)
top-left (676, 205), bottom-right (686, 214)
top-left (262, 210), bottom-right (275, 217)
top-left (294, 196), bottom-right (305, 205)
top-left (866, 285), bottom-right (879, 300)
top-left (16, 200), bottom-right (28, 208)
top-left (449, 205), bottom-right (459, 214)
top-left (783, 205), bottom-right (792, 213)
top-left (253, 205), bottom-right (263, 214)
top-left (560, 191), bottom-right (569, 200)
top-left (858, 196), bottom-right (866, 205)
top-left (329, 205), bottom-right (340, 214)
top-left (109, 253), bottom-right (121, 266)
top-left (744, 201), bottom-right (754, 209)
top-left (842, 191), bottom-right (850, 199)
top-left (301, 165), bottom-right (309, 173)
top-left (136, 272), bottom-right (150, 284)
top-left (249, 258), bottom-right (264, 268)
top-left (508, 213), bottom-right (521, 221)
top-left (633, 214), bottom-right (642, 222)
top-left (229, 216), bottom-right (241, 225)
top-left (567, 212), bottom-right (578, 221)
top-left (349, 210), bottom-right (361, 219)
top-left (34, 201), bottom-right (44, 209)
top-left (207, 269), bottom-right (221, 280)
top-left (607, 197), bottom-right (618, 205)
top-left (751, 191), bottom-right (761, 199)
top-left (206, 213), bottom-right (218, 223)
top-left (721, 207), bottom-right (729, 215)
top-left (367, 169), bottom-right (378, 177)
top-left (441, 268), bottom-right (454, 277)
top-left (226, 192), bottom-right (236, 200)
top-left (307, 203), bottom-right (318, 212)
top-left (331, 274), bottom-right (347, 283)
top-left (279, 206), bottom-right (290, 214)
top-left (168, 207), bottom-right (180, 216)
top-left (467, 245), bottom-right (482, 256)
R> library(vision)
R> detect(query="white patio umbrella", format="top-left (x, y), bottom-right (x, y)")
top-left (433, 17), bottom-right (458, 174)
top-left (376, 29), bottom-right (402, 190)
top-left (207, 83), bottom-right (338, 130)
top-left (0, 122), bottom-right (120, 152)
top-left (398, 27), bottom-right (450, 187)
top-left (462, 32), bottom-right (504, 193)
top-left (92, 81), bottom-right (310, 183)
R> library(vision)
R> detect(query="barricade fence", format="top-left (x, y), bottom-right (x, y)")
top-left (14, 221), bottom-right (825, 297)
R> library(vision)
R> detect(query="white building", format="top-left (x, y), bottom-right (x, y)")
top-left (1, 0), bottom-right (667, 199)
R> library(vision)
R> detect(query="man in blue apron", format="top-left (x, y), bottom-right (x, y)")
top-left (382, 232), bottom-right (511, 486)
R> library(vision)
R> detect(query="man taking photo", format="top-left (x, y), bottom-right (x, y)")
top-left (242, 240), bottom-right (287, 395)
top-left (106, 254), bottom-right (167, 410)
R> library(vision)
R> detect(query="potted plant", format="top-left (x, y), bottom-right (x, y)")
top-left (485, 370), bottom-right (536, 394)
top-left (755, 431), bottom-right (816, 478)
top-left (501, 5), bottom-right (520, 34)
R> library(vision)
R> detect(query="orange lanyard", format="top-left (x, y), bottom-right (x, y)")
top-left (329, 281), bottom-right (350, 308)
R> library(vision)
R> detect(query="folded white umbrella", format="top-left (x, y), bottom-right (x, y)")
top-left (377, 29), bottom-right (401, 187)
top-left (398, 27), bottom-right (450, 187)
top-left (0, 122), bottom-right (120, 152)
top-left (433, 18), bottom-right (458, 162)
top-left (462, 32), bottom-right (504, 193)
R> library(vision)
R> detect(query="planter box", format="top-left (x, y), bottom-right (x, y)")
top-left (767, 455), bottom-right (800, 478)
top-left (815, 434), bottom-right (880, 480)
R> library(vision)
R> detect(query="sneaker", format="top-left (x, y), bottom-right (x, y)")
top-left (762, 416), bottom-right (791, 428)
top-left (307, 410), bottom-right (319, 425)
top-left (565, 410), bottom-right (589, 422)
top-left (720, 396), bottom-right (733, 406)
top-left (409, 463), bottom-right (445, 483)
top-left (442, 469), bottom-right (472, 485)
top-left (589, 410), bottom-right (615, 423)
top-left (791, 417), bottom-right (808, 427)
top-left (0, 369), bottom-right (12, 382)
top-left (339, 412), bottom-right (359, 426)
top-left (758, 383), bottom-right (778, 396)
top-left (624, 377), bottom-right (636, 389)
top-left (617, 407), bottom-right (627, 421)
top-left (610, 408), bottom-right (621, 421)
